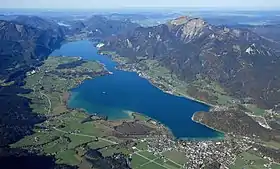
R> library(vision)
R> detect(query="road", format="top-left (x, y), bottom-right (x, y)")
top-left (139, 156), bottom-right (161, 167)
top-left (135, 148), bottom-right (183, 169)
top-left (134, 152), bottom-right (170, 169)
top-left (53, 127), bottom-right (117, 145)
top-left (40, 91), bottom-right (52, 115)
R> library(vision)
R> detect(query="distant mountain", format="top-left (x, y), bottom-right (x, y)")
top-left (83, 15), bottom-right (139, 39)
top-left (68, 20), bottom-right (86, 33)
top-left (250, 24), bottom-right (280, 42)
top-left (0, 19), bottom-right (65, 81)
top-left (230, 24), bottom-right (280, 42)
top-left (13, 15), bottom-right (65, 31)
top-left (101, 16), bottom-right (280, 109)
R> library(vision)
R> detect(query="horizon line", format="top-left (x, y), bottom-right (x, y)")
top-left (0, 6), bottom-right (280, 10)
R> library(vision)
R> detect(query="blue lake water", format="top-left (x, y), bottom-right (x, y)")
top-left (50, 40), bottom-right (222, 139)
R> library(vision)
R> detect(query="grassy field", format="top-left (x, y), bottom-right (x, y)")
top-left (263, 140), bottom-right (280, 149)
top-left (162, 150), bottom-right (187, 165)
top-left (230, 151), bottom-right (271, 169)
top-left (136, 141), bottom-right (149, 150)
top-left (138, 151), bottom-right (157, 160)
top-left (130, 148), bottom-right (183, 169)
top-left (11, 56), bottom-right (121, 165)
top-left (244, 104), bottom-right (266, 116)
top-left (271, 164), bottom-right (280, 169)
top-left (131, 154), bottom-right (150, 168)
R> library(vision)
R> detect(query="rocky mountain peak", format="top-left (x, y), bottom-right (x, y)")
top-left (168, 16), bottom-right (209, 42)
top-left (169, 16), bottom-right (191, 25)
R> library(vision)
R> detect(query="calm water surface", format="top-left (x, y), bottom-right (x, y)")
top-left (50, 40), bottom-right (222, 139)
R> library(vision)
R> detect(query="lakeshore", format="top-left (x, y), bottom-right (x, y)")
top-left (11, 41), bottom-right (280, 169)
top-left (99, 50), bottom-right (215, 108)
top-left (59, 40), bottom-right (221, 138)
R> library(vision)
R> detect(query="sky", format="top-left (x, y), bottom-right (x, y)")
top-left (1, 0), bottom-right (280, 9)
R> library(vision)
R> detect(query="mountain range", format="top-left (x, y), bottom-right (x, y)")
top-left (82, 15), bottom-right (139, 38)
top-left (0, 15), bottom-right (139, 169)
top-left (0, 15), bottom-right (139, 82)
top-left (101, 16), bottom-right (280, 110)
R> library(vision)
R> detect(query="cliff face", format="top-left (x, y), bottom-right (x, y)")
top-left (102, 16), bottom-right (280, 109)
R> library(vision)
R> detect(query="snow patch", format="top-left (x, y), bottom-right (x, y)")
top-left (156, 34), bottom-right (161, 41)
top-left (148, 32), bottom-right (152, 38)
top-left (246, 47), bottom-right (254, 54)
top-left (57, 22), bottom-right (70, 27)
top-left (126, 39), bottom-right (133, 48)
top-left (96, 43), bottom-right (104, 48)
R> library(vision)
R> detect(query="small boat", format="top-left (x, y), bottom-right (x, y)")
top-left (102, 91), bottom-right (106, 94)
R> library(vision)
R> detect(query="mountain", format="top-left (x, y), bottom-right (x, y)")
top-left (83, 15), bottom-right (139, 39)
top-left (13, 15), bottom-right (66, 31)
top-left (0, 16), bottom-right (64, 147)
top-left (101, 16), bottom-right (280, 110)
top-left (0, 16), bottom-right (79, 169)
top-left (230, 24), bottom-right (280, 42)
top-left (0, 19), bottom-right (65, 81)
top-left (250, 24), bottom-right (280, 42)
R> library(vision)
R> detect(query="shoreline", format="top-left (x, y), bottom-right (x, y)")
top-left (56, 46), bottom-right (225, 141)
top-left (191, 113), bottom-right (226, 137)
top-left (99, 51), bottom-right (214, 108)
top-left (140, 74), bottom-right (214, 107)
top-left (131, 112), bottom-right (177, 140)
top-left (98, 50), bottom-right (225, 141)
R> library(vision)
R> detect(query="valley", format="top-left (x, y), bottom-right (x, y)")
top-left (10, 55), bottom-right (280, 169)
top-left (1, 10), bottom-right (280, 169)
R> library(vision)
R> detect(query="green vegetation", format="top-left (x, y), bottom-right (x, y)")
top-left (244, 104), bottom-right (266, 116)
top-left (115, 57), bottom-right (237, 106)
top-left (99, 144), bottom-right (132, 157)
top-left (138, 162), bottom-right (166, 169)
top-left (56, 149), bottom-right (80, 165)
top-left (263, 140), bottom-right (280, 149)
top-left (162, 150), bottom-right (187, 165)
top-left (131, 154), bottom-right (150, 168)
top-left (230, 151), bottom-right (270, 169)
top-left (11, 56), bottom-right (119, 165)
top-left (136, 141), bottom-right (149, 150)
top-left (271, 164), bottom-right (280, 169)
top-left (133, 113), bottom-right (151, 122)
top-left (138, 151), bottom-right (157, 160)
top-left (154, 158), bottom-right (180, 169)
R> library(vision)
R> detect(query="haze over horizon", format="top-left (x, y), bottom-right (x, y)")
top-left (1, 0), bottom-right (280, 9)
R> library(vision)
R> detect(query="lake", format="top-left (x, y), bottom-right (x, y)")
top-left (50, 40), bottom-right (222, 139)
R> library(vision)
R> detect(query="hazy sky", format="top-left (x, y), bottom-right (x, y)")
top-left (1, 0), bottom-right (279, 9)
